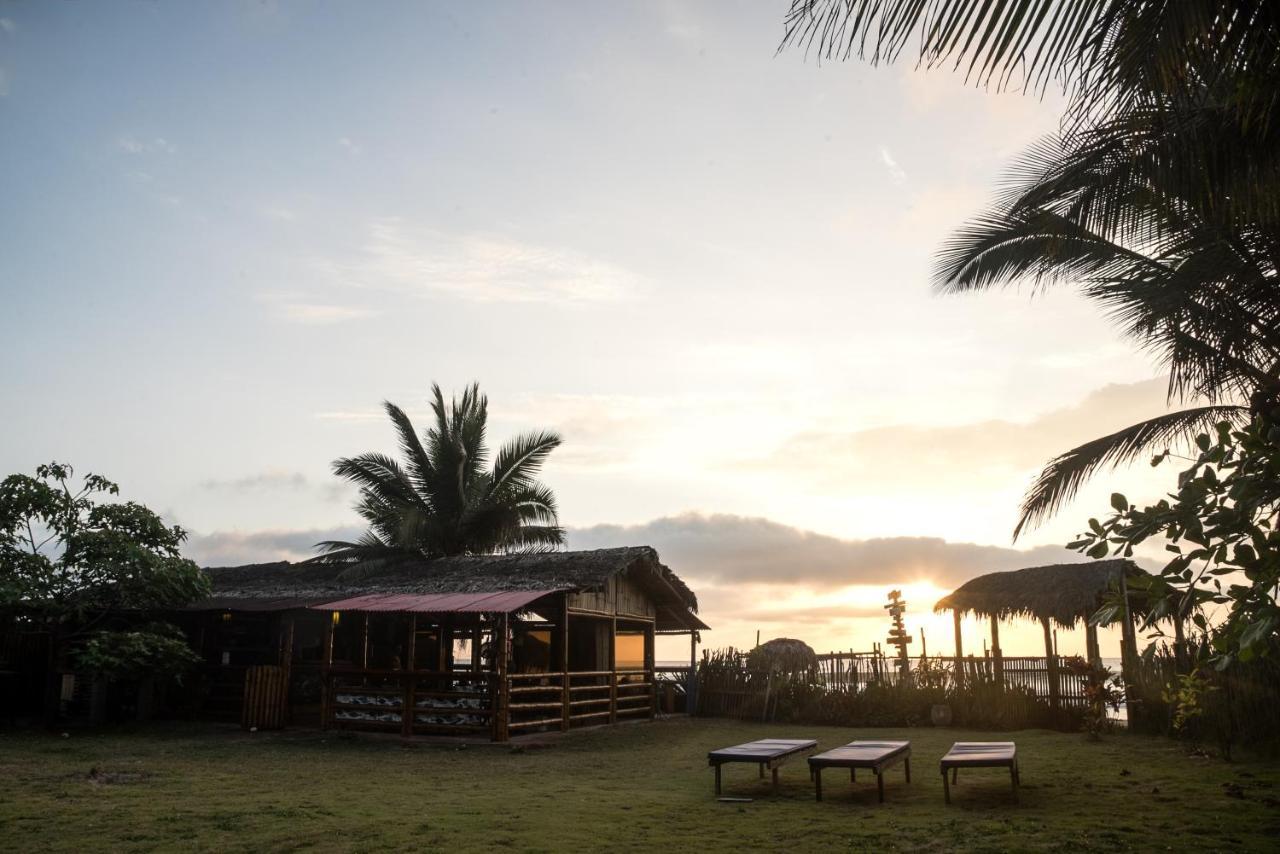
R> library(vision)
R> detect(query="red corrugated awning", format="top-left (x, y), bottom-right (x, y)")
top-left (187, 596), bottom-right (331, 612)
top-left (310, 590), bottom-right (562, 614)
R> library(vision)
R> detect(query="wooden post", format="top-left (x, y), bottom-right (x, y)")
top-left (689, 630), bottom-right (698, 715)
top-left (608, 617), bottom-right (617, 724)
top-left (403, 615), bottom-right (417, 738)
top-left (1119, 570), bottom-right (1140, 715)
top-left (320, 613), bottom-right (335, 730)
top-left (1173, 609), bottom-right (1189, 674)
top-left (361, 613), bottom-right (370, 670)
top-left (559, 595), bottom-right (570, 732)
top-left (990, 615), bottom-right (1004, 686)
top-left (495, 612), bottom-right (510, 742)
top-left (644, 620), bottom-right (656, 719)
top-left (1084, 610), bottom-right (1101, 666)
top-left (1042, 617), bottom-right (1060, 712)
top-left (952, 611), bottom-right (964, 689)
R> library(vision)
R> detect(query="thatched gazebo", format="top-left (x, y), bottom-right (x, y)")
top-left (933, 559), bottom-right (1148, 704)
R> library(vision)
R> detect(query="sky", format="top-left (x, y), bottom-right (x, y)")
top-left (0, 2), bottom-right (1189, 660)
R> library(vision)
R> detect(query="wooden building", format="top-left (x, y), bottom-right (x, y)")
top-left (183, 546), bottom-right (707, 740)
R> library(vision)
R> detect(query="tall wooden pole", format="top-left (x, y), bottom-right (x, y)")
top-left (952, 610), bottom-right (965, 689)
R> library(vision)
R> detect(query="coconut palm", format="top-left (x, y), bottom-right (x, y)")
top-left (934, 111), bottom-right (1280, 536)
top-left (780, 1), bottom-right (1280, 535)
top-left (314, 383), bottom-right (564, 567)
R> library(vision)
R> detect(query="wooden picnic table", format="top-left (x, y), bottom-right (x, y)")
top-left (808, 740), bottom-right (911, 802)
top-left (707, 738), bottom-right (818, 796)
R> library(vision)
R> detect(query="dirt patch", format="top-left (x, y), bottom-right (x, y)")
top-left (86, 767), bottom-right (149, 786)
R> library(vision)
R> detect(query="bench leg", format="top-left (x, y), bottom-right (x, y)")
top-left (850, 767), bottom-right (856, 783)
top-left (942, 769), bottom-right (951, 804)
top-left (951, 767), bottom-right (958, 785)
top-left (771, 767), bottom-right (779, 795)
top-left (905, 757), bottom-right (911, 783)
top-left (815, 768), bottom-right (822, 802)
top-left (1011, 762), bottom-right (1019, 803)
top-left (876, 770), bottom-right (885, 803)
top-left (714, 764), bottom-right (721, 796)
top-left (759, 763), bottom-right (764, 778)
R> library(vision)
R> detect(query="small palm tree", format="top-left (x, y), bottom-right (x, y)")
top-left (314, 383), bottom-right (564, 567)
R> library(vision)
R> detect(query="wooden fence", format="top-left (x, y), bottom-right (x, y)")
top-left (697, 650), bottom-right (1090, 721)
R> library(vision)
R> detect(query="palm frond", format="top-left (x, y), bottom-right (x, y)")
top-left (1014, 404), bottom-right (1250, 539)
top-left (491, 431), bottom-right (563, 495)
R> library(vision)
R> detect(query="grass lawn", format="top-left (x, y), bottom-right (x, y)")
top-left (1, 718), bottom-right (1278, 852)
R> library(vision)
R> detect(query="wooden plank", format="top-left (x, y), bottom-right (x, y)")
top-left (560, 594), bottom-right (571, 733)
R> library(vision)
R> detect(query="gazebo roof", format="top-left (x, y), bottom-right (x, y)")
top-left (933, 559), bottom-right (1147, 628)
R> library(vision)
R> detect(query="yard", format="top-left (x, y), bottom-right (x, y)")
top-left (1, 718), bottom-right (1277, 852)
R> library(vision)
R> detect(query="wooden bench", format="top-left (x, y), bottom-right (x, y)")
top-left (940, 741), bottom-right (1019, 804)
top-left (807, 740), bottom-right (911, 802)
top-left (707, 738), bottom-right (818, 795)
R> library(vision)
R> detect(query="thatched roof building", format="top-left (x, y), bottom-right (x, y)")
top-left (933, 559), bottom-right (1146, 628)
top-left (199, 546), bottom-right (706, 632)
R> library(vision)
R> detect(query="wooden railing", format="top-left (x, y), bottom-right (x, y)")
top-left (505, 669), bottom-right (655, 737)
top-left (322, 668), bottom-right (494, 737)
top-left (322, 667), bottom-right (657, 740)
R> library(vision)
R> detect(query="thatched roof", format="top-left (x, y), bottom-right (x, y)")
top-left (199, 546), bottom-right (705, 632)
top-left (747, 637), bottom-right (818, 674)
top-left (933, 559), bottom-right (1147, 628)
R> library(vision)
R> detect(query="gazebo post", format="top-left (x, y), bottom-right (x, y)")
top-left (1118, 571), bottom-right (1140, 715)
top-left (952, 610), bottom-right (965, 689)
top-left (1084, 610), bottom-right (1101, 667)
top-left (1041, 617), bottom-right (1060, 712)
top-left (990, 615), bottom-right (1004, 686)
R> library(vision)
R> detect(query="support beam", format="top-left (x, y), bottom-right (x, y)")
top-left (495, 612), bottom-right (510, 742)
top-left (644, 620), bottom-right (656, 718)
top-left (1084, 611), bottom-right (1101, 667)
top-left (1119, 571), bottom-right (1140, 715)
top-left (560, 595), bottom-right (571, 732)
top-left (320, 613), bottom-right (335, 730)
top-left (952, 611), bottom-right (964, 689)
top-left (608, 616), bottom-right (617, 724)
top-left (403, 615), bottom-right (417, 738)
top-left (1042, 617), bottom-right (1060, 712)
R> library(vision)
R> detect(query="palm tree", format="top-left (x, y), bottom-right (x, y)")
top-left (780, 1), bottom-right (1280, 535)
top-left (314, 383), bottom-right (564, 567)
top-left (935, 119), bottom-right (1279, 536)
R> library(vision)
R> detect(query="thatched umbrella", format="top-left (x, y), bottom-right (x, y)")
top-left (747, 637), bottom-right (818, 678)
top-left (933, 559), bottom-right (1149, 701)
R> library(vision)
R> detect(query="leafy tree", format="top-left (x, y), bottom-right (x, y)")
top-left (1069, 412), bottom-right (1280, 665)
top-left (0, 463), bottom-right (209, 720)
top-left (315, 383), bottom-right (564, 567)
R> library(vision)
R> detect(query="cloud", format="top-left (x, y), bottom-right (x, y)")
top-left (255, 292), bottom-right (379, 325)
top-left (879, 145), bottom-right (906, 183)
top-left (733, 378), bottom-right (1176, 492)
top-left (185, 525), bottom-right (363, 566)
top-left (0, 18), bottom-right (14, 34)
top-left (568, 512), bottom-right (1084, 589)
top-left (0, 68), bottom-right (7, 97)
top-left (117, 135), bottom-right (175, 155)
top-left (319, 218), bottom-right (641, 304)
top-left (200, 470), bottom-right (309, 492)
top-left (199, 469), bottom-right (351, 504)
top-left (337, 136), bottom-right (361, 155)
